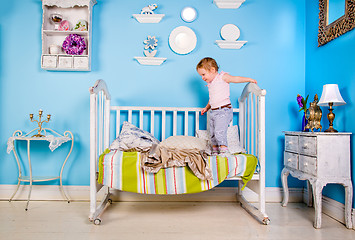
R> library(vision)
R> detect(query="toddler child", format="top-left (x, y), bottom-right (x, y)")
top-left (196, 57), bottom-right (257, 155)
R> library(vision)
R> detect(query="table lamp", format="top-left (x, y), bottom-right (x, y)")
top-left (317, 84), bottom-right (346, 132)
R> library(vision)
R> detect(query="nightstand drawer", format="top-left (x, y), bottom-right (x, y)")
top-left (299, 155), bottom-right (317, 176)
top-left (285, 135), bottom-right (298, 152)
top-left (284, 151), bottom-right (298, 169)
top-left (299, 136), bottom-right (317, 156)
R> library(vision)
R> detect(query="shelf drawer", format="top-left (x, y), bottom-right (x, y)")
top-left (299, 136), bottom-right (317, 156)
top-left (42, 55), bottom-right (57, 68)
top-left (284, 151), bottom-right (298, 169)
top-left (299, 155), bottom-right (317, 176)
top-left (58, 56), bottom-right (73, 68)
top-left (285, 135), bottom-right (298, 152)
top-left (73, 56), bottom-right (89, 69)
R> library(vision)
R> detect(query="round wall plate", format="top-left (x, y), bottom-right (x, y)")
top-left (220, 24), bottom-right (240, 41)
top-left (169, 26), bottom-right (197, 55)
top-left (181, 6), bottom-right (197, 22)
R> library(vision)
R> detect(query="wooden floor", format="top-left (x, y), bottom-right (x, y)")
top-left (0, 201), bottom-right (354, 240)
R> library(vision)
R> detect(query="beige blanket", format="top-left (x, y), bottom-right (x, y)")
top-left (141, 144), bottom-right (213, 180)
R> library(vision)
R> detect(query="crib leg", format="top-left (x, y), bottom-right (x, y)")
top-left (89, 188), bottom-right (112, 224)
top-left (237, 181), bottom-right (270, 225)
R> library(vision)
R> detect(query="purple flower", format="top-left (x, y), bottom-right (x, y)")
top-left (297, 94), bottom-right (303, 108)
top-left (62, 34), bottom-right (86, 55)
top-left (297, 94), bottom-right (309, 112)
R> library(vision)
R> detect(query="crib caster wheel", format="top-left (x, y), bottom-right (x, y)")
top-left (262, 217), bottom-right (270, 225)
top-left (94, 218), bottom-right (102, 225)
top-left (108, 199), bottom-right (113, 204)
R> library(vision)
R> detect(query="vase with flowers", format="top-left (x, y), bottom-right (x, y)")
top-left (297, 94), bottom-right (309, 131)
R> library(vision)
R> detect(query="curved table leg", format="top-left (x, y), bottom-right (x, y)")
top-left (25, 140), bottom-right (32, 211)
top-left (306, 180), bottom-right (313, 207)
top-left (343, 180), bottom-right (353, 229)
top-left (311, 180), bottom-right (325, 229)
top-left (281, 167), bottom-right (290, 207)
top-left (59, 131), bottom-right (74, 203)
top-left (9, 141), bottom-right (23, 202)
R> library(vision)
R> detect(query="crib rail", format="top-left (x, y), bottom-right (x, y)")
top-left (111, 106), bottom-right (239, 141)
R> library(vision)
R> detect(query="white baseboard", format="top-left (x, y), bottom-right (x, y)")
top-left (303, 188), bottom-right (355, 227)
top-left (1, 184), bottom-right (353, 228)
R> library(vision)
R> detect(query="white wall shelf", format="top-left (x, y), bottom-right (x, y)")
top-left (134, 57), bottom-right (166, 66)
top-left (132, 14), bottom-right (165, 23)
top-left (215, 40), bottom-right (247, 49)
top-left (41, 0), bottom-right (96, 71)
top-left (213, 0), bottom-right (245, 9)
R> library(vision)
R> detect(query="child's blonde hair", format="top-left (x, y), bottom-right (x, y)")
top-left (196, 57), bottom-right (219, 71)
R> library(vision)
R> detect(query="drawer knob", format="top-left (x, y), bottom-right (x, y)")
top-left (288, 159), bottom-right (292, 162)
top-left (304, 163), bottom-right (308, 166)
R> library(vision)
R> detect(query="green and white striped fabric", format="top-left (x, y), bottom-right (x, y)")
top-left (98, 149), bottom-right (257, 195)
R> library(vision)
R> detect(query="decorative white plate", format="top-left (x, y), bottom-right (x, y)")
top-left (169, 26), bottom-right (197, 55)
top-left (181, 6), bottom-right (197, 22)
top-left (220, 24), bottom-right (240, 41)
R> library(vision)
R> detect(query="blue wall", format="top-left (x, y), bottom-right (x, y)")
top-left (305, 1), bottom-right (355, 205)
top-left (0, 1), bottom-right (306, 190)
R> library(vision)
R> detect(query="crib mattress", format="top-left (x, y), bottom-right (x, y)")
top-left (98, 149), bottom-right (257, 195)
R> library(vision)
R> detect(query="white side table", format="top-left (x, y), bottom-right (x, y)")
top-left (7, 128), bottom-right (74, 210)
top-left (281, 131), bottom-right (353, 229)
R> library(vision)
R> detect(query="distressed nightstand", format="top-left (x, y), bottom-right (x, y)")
top-left (281, 131), bottom-right (353, 229)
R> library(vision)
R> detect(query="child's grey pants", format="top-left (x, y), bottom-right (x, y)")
top-left (209, 107), bottom-right (233, 146)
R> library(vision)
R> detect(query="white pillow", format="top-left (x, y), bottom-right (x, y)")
top-left (195, 125), bottom-right (245, 154)
top-left (160, 136), bottom-right (210, 152)
top-left (109, 121), bottom-right (160, 151)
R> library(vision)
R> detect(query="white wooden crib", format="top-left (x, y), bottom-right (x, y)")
top-left (89, 79), bottom-right (269, 225)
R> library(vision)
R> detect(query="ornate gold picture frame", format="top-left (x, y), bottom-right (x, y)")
top-left (318, 0), bottom-right (355, 46)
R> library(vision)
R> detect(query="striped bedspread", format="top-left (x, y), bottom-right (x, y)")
top-left (98, 149), bottom-right (257, 195)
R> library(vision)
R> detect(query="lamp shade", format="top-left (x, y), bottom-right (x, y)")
top-left (318, 84), bottom-right (346, 106)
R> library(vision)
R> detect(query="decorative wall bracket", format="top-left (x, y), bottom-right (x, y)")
top-left (215, 40), bottom-right (247, 49)
top-left (132, 14), bottom-right (165, 23)
top-left (213, 0), bottom-right (245, 9)
top-left (134, 36), bottom-right (166, 65)
top-left (134, 57), bottom-right (166, 65)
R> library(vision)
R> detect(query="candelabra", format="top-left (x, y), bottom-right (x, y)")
top-left (29, 109), bottom-right (51, 137)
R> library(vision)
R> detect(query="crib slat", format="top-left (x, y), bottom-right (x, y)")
top-left (195, 112), bottom-right (199, 132)
top-left (128, 110), bottom-right (132, 123)
top-left (251, 93), bottom-right (255, 155)
top-left (255, 96), bottom-right (260, 156)
top-left (98, 92), bottom-right (103, 155)
top-left (116, 110), bottom-right (120, 137)
top-left (150, 111), bottom-right (154, 134)
top-left (184, 111), bottom-right (188, 136)
top-left (162, 110), bottom-right (166, 140)
top-left (139, 110), bottom-right (143, 129)
top-left (173, 111), bottom-right (177, 136)
top-left (247, 95), bottom-right (250, 154)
